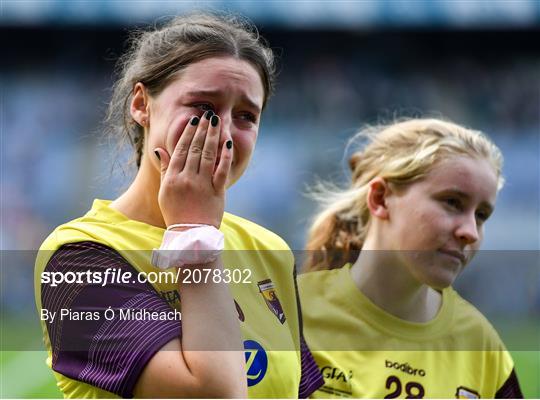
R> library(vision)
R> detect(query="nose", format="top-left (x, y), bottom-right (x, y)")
top-left (454, 213), bottom-right (480, 245)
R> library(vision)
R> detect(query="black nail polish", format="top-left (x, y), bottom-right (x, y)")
top-left (211, 115), bottom-right (219, 127)
top-left (205, 110), bottom-right (214, 120)
top-left (154, 150), bottom-right (161, 160)
top-left (226, 140), bottom-right (232, 149)
top-left (190, 116), bottom-right (200, 126)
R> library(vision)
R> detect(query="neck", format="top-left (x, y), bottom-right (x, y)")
top-left (110, 158), bottom-right (165, 228)
top-left (350, 236), bottom-right (442, 323)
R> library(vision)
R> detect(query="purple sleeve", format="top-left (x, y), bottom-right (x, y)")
top-left (294, 266), bottom-right (325, 398)
top-left (41, 242), bottom-right (182, 398)
top-left (298, 336), bottom-right (325, 398)
top-left (495, 369), bottom-right (524, 398)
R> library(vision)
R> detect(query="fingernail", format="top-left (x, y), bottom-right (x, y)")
top-left (190, 116), bottom-right (200, 126)
top-left (226, 140), bottom-right (233, 149)
top-left (205, 110), bottom-right (214, 120)
top-left (154, 150), bottom-right (160, 160)
top-left (211, 115), bottom-right (219, 127)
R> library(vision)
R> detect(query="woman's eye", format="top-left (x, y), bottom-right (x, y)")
top-left (238, 112), bottom-right (257, 123)
top-left (475, 210), bottom-right (490, 223)
top-left (444, 198), bottom-right (462, 210)
top-left (192, 103), bottom-right (214, 113)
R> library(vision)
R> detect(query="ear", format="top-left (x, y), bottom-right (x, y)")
top-left (366, 177), bottom-right (391, 220)
top-left (130, 82), bottom-right (150, 127)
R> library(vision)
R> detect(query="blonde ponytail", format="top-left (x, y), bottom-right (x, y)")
top-left (304, 183), bottom-right (368, 271)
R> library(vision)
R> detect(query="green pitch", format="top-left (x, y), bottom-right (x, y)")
top-left (1, 351), bottom-right (60, 398)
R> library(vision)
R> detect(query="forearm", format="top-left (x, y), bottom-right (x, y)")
top-left (177, 263), bottom-right (246, 397)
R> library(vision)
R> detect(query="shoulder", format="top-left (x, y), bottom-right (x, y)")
top-left (37, 198), bottom-right (151, 264)
top-left (447, 289), bottom-right (520, 395)
top-left (297, 268), bottom-right (344, 317)
top-left (35, 215), bottom-right (108, 275)
top-left (446, 288), bottom-right (507, 350)
top-left (36, 215), bottom-right (114, 272)
top-left (298, 268), bottom-right (341, 295)
top-left (35, 199), bottom-right (151, 290)
top-left (40, 220), bottom-right (107, 250)
top-left (38, 199), bottom-right (121, 252)
top-left (222, 212), bottom-right (291, 251)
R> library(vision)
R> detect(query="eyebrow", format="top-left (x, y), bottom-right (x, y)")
top-left (185, 89), bottom-right (262, 114)
top-left (440, 189), bottom-right (494, 213)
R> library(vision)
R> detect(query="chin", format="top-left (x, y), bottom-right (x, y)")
top-left (405, 253), bottom-right (461, 290)
top-left (423, 270), bottom-right (459, 290)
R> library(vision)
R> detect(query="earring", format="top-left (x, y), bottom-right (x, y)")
top-left (141, 118), bottom-right (147, 127)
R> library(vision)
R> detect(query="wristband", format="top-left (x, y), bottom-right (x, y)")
top-left (167, 223), bottom-right (207, 231)
top-left (151, 225), bottom-right (224, 269)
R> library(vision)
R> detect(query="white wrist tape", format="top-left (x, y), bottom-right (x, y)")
top-left (151, 225), bottom-right (224, 269)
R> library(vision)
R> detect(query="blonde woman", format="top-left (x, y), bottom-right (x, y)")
top-left (299, 119), bottom-right (522, 398)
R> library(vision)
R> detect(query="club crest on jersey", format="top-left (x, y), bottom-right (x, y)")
top-left (257, 279), bottom-right (286, 324)
top-left (456, 386), bottom-right (480, 399)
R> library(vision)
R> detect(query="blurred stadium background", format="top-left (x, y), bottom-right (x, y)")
top-left (1, 0), bottom-right (539, 398)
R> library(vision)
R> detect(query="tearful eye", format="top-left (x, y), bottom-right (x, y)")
top-left (237, 112), bottom-right (257, 123)
top-left (192, 103), bottom-right (215, 113)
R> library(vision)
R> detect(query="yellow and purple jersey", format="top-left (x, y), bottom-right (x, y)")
top-left (298, 264), bottom-right (522, 399)
top-left (35, 199), bottom-right (323, 398)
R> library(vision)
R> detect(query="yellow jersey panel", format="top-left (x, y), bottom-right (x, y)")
top-left (298, 264), bottom-right (515, 399)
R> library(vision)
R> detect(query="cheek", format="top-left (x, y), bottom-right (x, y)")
top-left (226, 131), bottom-right (257, 187)
top-left (393, 207), bottom-right (424, 241)
top-left (232, 131), bottom-right (257, 164)
top-left (398, 207), bottom-right (447, 250)
top-left (417, 203), bottom-right (452, 231)
top-left (147, 99), bottom-right (197, 155)
top-left (165, 114), bottom-right (193, 155)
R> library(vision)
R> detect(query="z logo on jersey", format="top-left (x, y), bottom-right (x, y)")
top-left (258, 279), bottom-right (286, 324)
top-left (244, 340), bottom-right (268, 386)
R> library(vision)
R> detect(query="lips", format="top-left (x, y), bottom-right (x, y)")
top-left (438, 249), bottom-right (466, 264)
